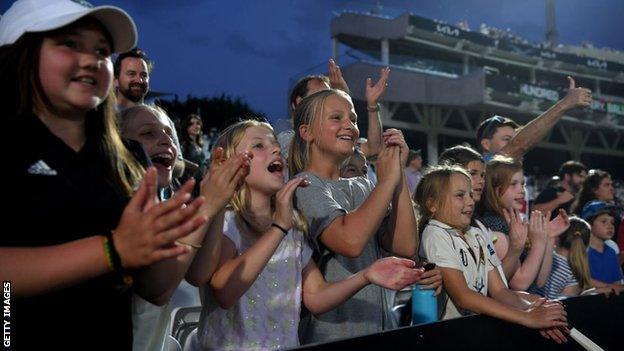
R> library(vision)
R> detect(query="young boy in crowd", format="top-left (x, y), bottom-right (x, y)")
top-left (581, 201), bottom-right (624, 291)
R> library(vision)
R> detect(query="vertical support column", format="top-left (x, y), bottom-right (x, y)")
top-left (381, 38), bottom-right (389, 65)
top-left (595, 79), bottom-right (601, 95)
top-left (427, 132), bottom-right (439, 166)
top-left (331, 37), bottom-right (338, 60)
top-left (463, 55), bottom-right (470, 75)
top-left (530, 68), bottom-right (536, 84)
top-left (569, 129), bottom-right (585, 161)
top-left (427, 107), bottom-right (441, 165)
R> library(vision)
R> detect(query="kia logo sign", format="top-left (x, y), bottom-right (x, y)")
top-left (587, 59), bottom-right (607, 70)
top-left (436, 24), bottom-right (460, 37)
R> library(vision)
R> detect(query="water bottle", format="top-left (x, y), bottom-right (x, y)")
top-left (411, 285), bottom-right (437, 325)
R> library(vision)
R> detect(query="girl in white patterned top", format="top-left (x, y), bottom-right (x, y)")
top-left (187, 120), bottom-right (424, 350)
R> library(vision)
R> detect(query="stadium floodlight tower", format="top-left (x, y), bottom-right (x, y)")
top-left (546, 0), bottom-right (558, 47)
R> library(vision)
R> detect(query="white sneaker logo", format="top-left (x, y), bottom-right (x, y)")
top-left (27, 160), bottom-right (57, 176)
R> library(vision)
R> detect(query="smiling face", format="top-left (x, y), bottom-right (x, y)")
top-left (466, 160), bottom-right (485, 202)
top-left (500, 170), bottom-right (525, 210)
top-left (235, 125), bottom-right (285, 195)
top-left (433, 173), bottom-right (474, 231)
top-left (36, 17), bottom-right (113, 117)
top-left (115, 57), bottom-right (149, 103)
top-left (121, 108), bottom-right (177, 188)
top-left (187, 117), bottom-right (202, 138)
top-left (307, 93), bottom-right (360, 163)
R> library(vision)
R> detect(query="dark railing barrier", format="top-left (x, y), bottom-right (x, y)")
top-left (294, 293), bottom-right (623, 350)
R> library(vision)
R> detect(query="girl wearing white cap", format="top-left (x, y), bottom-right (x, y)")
top-left (0, 1), bottom-right (235, 349)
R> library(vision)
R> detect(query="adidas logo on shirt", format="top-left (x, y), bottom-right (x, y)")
top-left (27, 160), bottom-right (57, 176)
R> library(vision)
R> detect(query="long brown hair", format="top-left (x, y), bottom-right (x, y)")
top-left (478, 155), bottom-right (523, 218)
top-left (571, 169), bottom-right (611, 215)
top-left (0, 21), bottom-right (144, 196)
top-left (413, 164), bottom-right (471, 235)
top-left (559, 217), bottom-right (592, 290)
top-left (213, 119), bottom-right (308, 235)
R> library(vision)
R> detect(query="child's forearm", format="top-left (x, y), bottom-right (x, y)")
top-left (509, 239), bottom-right (547, 290)
top-left (383, 176), bottom-right (417, 257)
top-left (303, 269), bottom-right (369, 315)
top-left (535, 240), bottom-right (555, 288)
top-left (186, 209), bottom-right (226, 287)
top-left (210, 227), bottom-right (285, 309)
top-left (321, 180), bottom-right (396, 257)
top-left (136, 203), bottom-right (222, 303)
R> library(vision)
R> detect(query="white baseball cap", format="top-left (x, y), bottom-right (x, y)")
top-left (0, 0), bottom-right (137, 53)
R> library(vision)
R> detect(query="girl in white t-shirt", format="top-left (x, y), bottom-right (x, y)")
top-left (415, 164), bottom-right (570, 344)
top-left (186, 120), bottom-right (424, 350)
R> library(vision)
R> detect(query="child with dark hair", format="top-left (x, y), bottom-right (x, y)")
top-left (581, 201), bottom-right (624, 291)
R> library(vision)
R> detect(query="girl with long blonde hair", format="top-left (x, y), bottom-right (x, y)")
top-left (187, 119), bottom-right (423, 350)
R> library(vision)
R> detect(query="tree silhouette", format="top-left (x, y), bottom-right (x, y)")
top-left (156, 93), bottom-right (266, 133)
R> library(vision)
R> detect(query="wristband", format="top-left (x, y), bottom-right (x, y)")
top-left (367, 103), bottom-right (380, 112)
top-left (271, 223), bottom-right (289, 236)
top-left (104, 232), bottom-right (134, 289)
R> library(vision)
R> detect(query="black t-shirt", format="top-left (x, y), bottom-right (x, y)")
top-left (4, 113), bottom-right (133, 349)
top-left (534, 186), bottom-right (573, 219)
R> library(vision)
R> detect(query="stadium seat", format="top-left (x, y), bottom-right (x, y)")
top-left (170, 306), bottom-right (201, 348)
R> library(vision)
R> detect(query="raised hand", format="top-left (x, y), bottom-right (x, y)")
top-left (382, 128), bottom-right (409, 168)
top-left (328, 59), bottom-right (350, 94)
top-left (561, 76), bottom-right (592, 110)
top-left (375, 144), bottom-right (402, 189)
top-left (272, 176), bottom-right (310, 231)
top-left (528, 210), bottom-right (548, 246)
top-left (113, 167), bottom-right (208, 269)
top-left (200, 147), bottom-right (251, 217)
top-left (364, 257), bottom-right (423, 290)
top-left (523, 298), bottom-right (568, 329)
top-left (548, 209), bottom-right (570, 239)
top-left (366, 67), bottom-right (390, 107)
top-left (503, 208), bottom-right (528, 254)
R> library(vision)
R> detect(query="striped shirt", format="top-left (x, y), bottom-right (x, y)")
top-left (530, 251), bottom-right (578, 299)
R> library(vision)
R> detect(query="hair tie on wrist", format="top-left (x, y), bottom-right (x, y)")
top-left (367, 103), bottom-right (380, 112)
top-left (271, 223), bottom-right (288, 236)
top-left (176, 240), bottom-right (202, 249)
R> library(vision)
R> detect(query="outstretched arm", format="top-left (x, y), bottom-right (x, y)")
top-left (1, 168), bottom-right (205, 298)
top-left (441, 266), bottom-right (567, 329)
top-left (500, 77), bottom-right (591, 160)
top-left (303, 257), bottom-right (422, 315)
